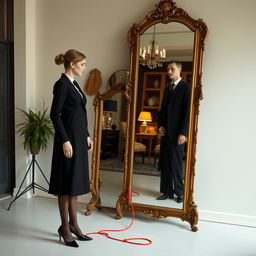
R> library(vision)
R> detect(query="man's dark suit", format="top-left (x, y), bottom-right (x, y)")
top-left (158, 79), bottom-right (191, 197)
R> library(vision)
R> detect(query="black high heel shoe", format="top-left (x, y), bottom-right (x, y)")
top-left (70, 228), bottom-right (93, 241)
top-left (58, 227), bottom-right (79, 247)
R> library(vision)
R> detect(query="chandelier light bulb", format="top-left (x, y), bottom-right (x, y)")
top-left (139, 25), bottom-right (166, 69)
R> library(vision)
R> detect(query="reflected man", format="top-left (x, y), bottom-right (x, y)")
top-left (157, 61), bottom-right (191, 203)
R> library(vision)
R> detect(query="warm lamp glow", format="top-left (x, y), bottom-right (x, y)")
top-left (138, 111), bottom-right (152, 133)
top-left (138, 111), bottom-right (152, 122)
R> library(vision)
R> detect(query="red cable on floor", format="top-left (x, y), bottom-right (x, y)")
top-left (132, 190), bottom-right (140, 197)
top-left (85, 187), bottom-right (152, 246)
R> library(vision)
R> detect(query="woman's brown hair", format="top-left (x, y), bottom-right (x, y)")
top-left (55, 49), bottom-right (86, 69)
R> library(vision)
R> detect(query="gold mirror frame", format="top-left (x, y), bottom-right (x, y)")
top-left (115, 0), bottom-right (208, 231)
top-left (85, 83), bottom-right (126, 216)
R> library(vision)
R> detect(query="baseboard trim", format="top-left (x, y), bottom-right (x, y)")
top-left (13, 191), bottom-right (256, 228)
top-left (0, 193), bottom-right (12, 201)
top-left (199, 209), bottom-right (256, 228)
top-left (12, 187), bottom-right (33, 199)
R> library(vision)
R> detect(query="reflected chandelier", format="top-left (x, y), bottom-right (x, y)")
top-left (139, 25), bottom-right (166, 69)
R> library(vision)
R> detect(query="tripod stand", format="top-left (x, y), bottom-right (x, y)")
top-left (7, 154), bottom-right (50, 210)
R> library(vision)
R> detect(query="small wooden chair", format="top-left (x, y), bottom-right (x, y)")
top-left (120, 121), bottom-right (146, 164)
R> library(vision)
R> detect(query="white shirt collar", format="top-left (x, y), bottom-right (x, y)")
top-left (173, 77), bottom-right (182, 86)
top-left (64, 73), bottom-right (75, 84)
top-left (63, 73), bottom-right (83, 99)
top-left (170, 77), bottom-right (182, 90)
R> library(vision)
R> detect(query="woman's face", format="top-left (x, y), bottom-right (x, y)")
top-left (70, 59), bottom-right (86, 76)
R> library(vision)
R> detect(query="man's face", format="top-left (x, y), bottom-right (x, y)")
top-left (167, 63), bottom-right (181, 81)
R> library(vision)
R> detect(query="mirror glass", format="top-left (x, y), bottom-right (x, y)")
top-left (131, 22), bottom-right (194, 209)
top-left (107, 69), bottom-right (129, 88)
top-left (98, 71), bottom-right (128, 208)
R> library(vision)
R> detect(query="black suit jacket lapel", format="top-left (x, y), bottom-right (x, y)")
top-left (61, 74), bottom-right (87, 106)
top-left (169, 79), bottom-right (184, 102)
top-left (73, 80), bottom-right (87, 105)
top-left (61, 73), bottom-right (78, 96)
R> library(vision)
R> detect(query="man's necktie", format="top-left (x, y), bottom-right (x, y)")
top-left (166, 83), bottom-right (174, 106)
top-left (170, 83), bottom-right (175, 91)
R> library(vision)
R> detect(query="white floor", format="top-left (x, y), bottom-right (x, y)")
top-left (0, 197), bottom-right (255, 256)
top-left (100, 171), bottom-right (182, 209)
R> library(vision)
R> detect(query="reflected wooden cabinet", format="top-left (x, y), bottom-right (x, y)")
top-left (141, 72), bottom-right (166, 124)
top-left (100, 129), bottom-right (119, 159)
top-left (181, 71), bottom-right (193, 85)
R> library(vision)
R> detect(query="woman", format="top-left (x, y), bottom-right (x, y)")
top-left (49, 49), bottom-right (93, 247)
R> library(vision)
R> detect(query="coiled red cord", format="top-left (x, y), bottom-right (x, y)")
top-left (85, 187), bottom-right (152, 246)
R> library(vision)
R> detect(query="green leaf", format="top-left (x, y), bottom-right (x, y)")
top-left (16, 103), bottom-right (54, 153)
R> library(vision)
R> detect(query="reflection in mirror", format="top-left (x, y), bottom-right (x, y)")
top-left (98, 73), bottom-right (128, 208)
top-left (107, 69), bottom-right (129, 88)
top-left (131, 22), bottom-right (194, 210)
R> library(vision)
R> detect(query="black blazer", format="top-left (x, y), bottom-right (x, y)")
top-left (50, 73), bottom-right (89, 144)
top-left (158, 79), bottom-right (191, 142)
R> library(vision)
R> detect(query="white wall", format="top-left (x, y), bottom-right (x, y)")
top-left (14, 0), bottom-right (256, 225)
top-left (179, 0), bottom-right (256, 224)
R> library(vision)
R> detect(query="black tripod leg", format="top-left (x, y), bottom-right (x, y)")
top-left (34, 183), bottom-right (49, 193)
top-left (7, 160), bottom-right (33, 210)
top-left (34, 160), bottom-right (50, 185)
top-left (7, 155), bottom-right (52, 210)
top-left (9, 184), bottom-right (33, 202)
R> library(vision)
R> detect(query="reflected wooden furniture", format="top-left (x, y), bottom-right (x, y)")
top-left (153, 134), bottom-right (162, 167)
top-left (141, 72), bottom-right (166, 123)
top-left (135, 133), bottom-right (157, 159)
top-left (115, 0), bottom-right (208, 232)
top-left (120, 122), bottom-right (146, 164)
top-left (154, 144), bottom-right (160, 167)
top-left (100, 129), bottom-right (119, 159)
top-left (181, 71), bottom-right (193, 84)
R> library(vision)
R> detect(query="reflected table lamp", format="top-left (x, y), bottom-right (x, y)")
top-left (103, 100), bottom-right (117, 129)
top-left (138, 111), bottom-right (152, 133)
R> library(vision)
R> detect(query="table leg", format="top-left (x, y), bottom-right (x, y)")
top-left (148, 138), bottom-right (153, 159)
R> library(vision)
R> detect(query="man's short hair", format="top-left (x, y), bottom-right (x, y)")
top-left (168, 61), bottom-right (182, 70)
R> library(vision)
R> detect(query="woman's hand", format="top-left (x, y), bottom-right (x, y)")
top-left (63, 141), bottom-right (73, 158)
top-left (87, 137), bottom-right (93, 151)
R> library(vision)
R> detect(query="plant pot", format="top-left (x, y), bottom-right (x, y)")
top-left (29, 143), bottom-right (41, 155)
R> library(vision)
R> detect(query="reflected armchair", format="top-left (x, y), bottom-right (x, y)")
top-left (119, 121), bottom-right (146, 164)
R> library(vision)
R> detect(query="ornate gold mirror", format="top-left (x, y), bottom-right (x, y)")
top-left (86, 71), bottom-right (128, 214)
top-left (115, 0), bottom-right (207, 231)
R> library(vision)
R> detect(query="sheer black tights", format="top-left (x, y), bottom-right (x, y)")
top-left (58, 195), bottom-right (84, 241)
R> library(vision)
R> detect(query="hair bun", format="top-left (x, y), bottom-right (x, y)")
top-left (55, 54), bottom-right (64, 65)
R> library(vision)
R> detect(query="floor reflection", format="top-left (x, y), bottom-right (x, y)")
top-left (100, 156), bottom-right (159, 176)
top-left (99, 156), bottom-right (182, 209)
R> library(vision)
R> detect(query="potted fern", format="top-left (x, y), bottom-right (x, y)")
top-left (16, 105), bottom-right (54, 155)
